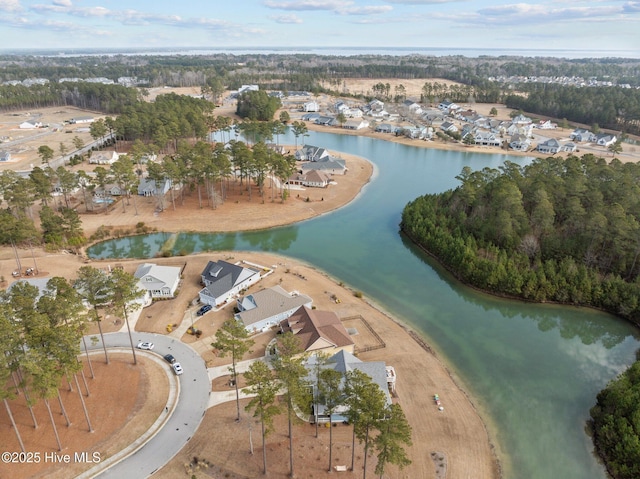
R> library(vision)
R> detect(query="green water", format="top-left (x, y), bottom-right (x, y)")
top-left (89, 130), bottom-right (640, 479)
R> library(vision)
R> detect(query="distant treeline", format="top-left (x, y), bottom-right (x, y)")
top-left (2, 53), bottom-right (640, 135)
top-left (505, 84), bottom-right (640, 136)
top-left (400, 155), bottom-right (640, 323)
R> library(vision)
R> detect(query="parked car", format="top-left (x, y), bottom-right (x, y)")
top-left (196, 304), bottom-right (213, 316)
top-left (136, 341), bottom-right (154, 350)
top-left (164, 354), bottom-right (176, 364)
top-left (172, 362), bottom-right (184, 375)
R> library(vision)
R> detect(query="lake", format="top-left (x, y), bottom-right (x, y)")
top-left (88, 130), bottom-right (640, 479)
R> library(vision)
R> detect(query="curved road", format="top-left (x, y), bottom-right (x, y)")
top-left (82, 332), bottom-right (210, 478)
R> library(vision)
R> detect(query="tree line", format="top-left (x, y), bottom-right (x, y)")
top-left (400, 154), bottom-right (640, 323)
top-left (0, 266), bottom-right (143, 452)
top-left (213, 320), bottom-right (412, 478)
top-left (590, 351), bottom-right (640, 479)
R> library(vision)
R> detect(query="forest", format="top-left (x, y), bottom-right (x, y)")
top-left (400, 155), bottom-right (640, 322)
top-left (590, 351), bottom-right (640, 479)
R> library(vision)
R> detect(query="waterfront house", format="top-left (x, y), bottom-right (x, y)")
top-left (280, 306), bottom-right (355, 356)
top-left (235, 285), bottom-right (312, 333)
top-left (134, 263), bottom-right (182, 299)
top-left (198, 260), bottom-right (261, 307)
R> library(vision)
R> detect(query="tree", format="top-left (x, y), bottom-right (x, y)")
top-left (336, 113), bottom-right (347, 127)
top-left (111, 156), bottom-right (137, 213)
top-left (38, 145), bottom-right (54, 165)
top-left (75, 266), bottom-right (112, 364)
top-left (29, 166), bottom-right (54, 207)
top-left (290, 121), bottom-right (308, 150)
top-left (319, 367), bottom-right (344, 472)
top-left (344, 369), bottom-right (387, 477)
top-left (211, 319), bottom-right (255, 422)
top-left (373, 404), bottom-right (412, 478)
top-left (108, 268), bottom-right (144, 365)
top-left (489, 107), bottom-right (498, 116)
top-left (609, 140), bottom-right (623, 157)
top-left (90, 118), bottom-right (108, 144)
top-left (243, 360), bottom-right (281, 475)
top-left (272, 332), bottom-right (310, 478)
top-left (55, 166), bottom-right (78, 209)
top-left (72, 135), bottom-right (84, 151)
top-left (279, 110), bottom-right (290, 124)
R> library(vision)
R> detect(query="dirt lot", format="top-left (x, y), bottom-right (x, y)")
top-left (0, 353), bottom-right (168, 479)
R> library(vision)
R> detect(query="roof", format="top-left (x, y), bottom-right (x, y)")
top-left (282, 306), bottom-right (354, 352)
top-left (134, 263), bottom-right (181, 287)
top-left (236, 286), bottom-right (312, 327)
top-left (301, 158), bottom-right (346, 173)
top-left (201, 260), bottom-right (259, 298)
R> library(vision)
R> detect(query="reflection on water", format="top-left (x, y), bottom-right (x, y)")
top-left (87, 130), bottom-right (640, 479)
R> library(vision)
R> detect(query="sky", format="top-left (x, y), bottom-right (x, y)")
top-left (1, 0), bottom-right (639, 55)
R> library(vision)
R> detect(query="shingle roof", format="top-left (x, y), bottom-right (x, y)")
top-left (236, 286), bottom-right (312, 327)
top-left (201, 260), bottom-right (259, 299)
top-left (283, 306), bottom-right (354, 352)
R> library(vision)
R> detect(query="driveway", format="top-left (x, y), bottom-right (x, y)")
top-left (81, 332), bottom-right (210, 478)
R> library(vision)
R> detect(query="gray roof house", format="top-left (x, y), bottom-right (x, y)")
top-left (134, 263), bottom-right (182, 299)
top-left (570, 128), bottom-right (595, 142)
top-left (295, 144), bottom-right (331, 162)
top-left (235, 285), bottom-right (312, 333)
top-left (305, 350), bottom-right (392, 423)
top-left (595, 133), bottom-right (617, 147)
top-left (537, 138), bottom-right (561, 154)
top-left (474, 131), bottom-right (502, 147)
top-left (138, 178), bottom-right (172, 197)
top-left (301, 157), bottom-right (347, 176)
top-left (199, 260), bottom-right (261, 307)
top-left (0, 151), bottom-right (11, 162)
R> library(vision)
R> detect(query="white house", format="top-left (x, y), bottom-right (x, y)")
top-left (69, 116), bottom-right (94, 124)
top-left (88, 151), bottom-right (119, 165)
top-left (287, 170), bottom-right (331, 188)
top-left (561, 142), bottom-right (578, 153)
top-left (301, 157), bottom-right (347, 176)
top-left (474, 131), bottom-right (502, 147)
top-left (595, 133), bottom-right (617, 147)
top-left (235, 285), bottom-right (312, 333)
top-left (536, 120), bottom-right (557, 130)
top-left (342, 119), bottom-right (369, 130)
top-left (19, 120), bottom-right (43, 129)
top-left (302, 101), bottom-right (320, 112)
top-left (198, 260), bottom-right (261, 307)
top-left (570, 128), bottom-right (595, 142)
top-left (134, 263), bottom-right (182, 299)
top-left (0, 151), bottom-right (10, 162)
top-left (138, 178), bottom-right (172, 197)
top-left (295, 144), bottom-right (331, 162)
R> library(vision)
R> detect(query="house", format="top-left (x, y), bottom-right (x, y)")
top-left (295, 144), bottom-right (331, 162)
top-left (19, 120), bottom-right (43, 129)
top-left (561, 141), bottom-right (578, 153)
top-left (134, 263), bottom-right (182, 299)
top-left (334, 101), bottom-right (349, 114)
top-left (509, 134), bottom-right (531, 151)
top-left (94, 183), bottom-right (124, 197)
top-left (235, 285), bottom-right (312, 333)
top-left (375, 123), bottom-right (393, 133)
top-left (137, 178), bottom-right (171, 197)
top-left (237, 84), bottom-right (259, 95)
top-left (69, 116), bottom-right (94, 124)
top-left (314, 116), bottom-right (338, 127)
top-left (287, 170), bottom-right (331, 188)
top-left (7, 277), bottom-right (52, 301)
top-left (536, 120), bottom-right (557, 130)
top-left (305, 350), bottom-right (392, 424)
top-left (303, 101), bottom-right (320, 112)
top-left (403, 127), bottom-right (431, 140)
top-left (570, 128), bottom-right (595, 142)
top-left (438, 100), bottom-right (460, 113)
top-left (595, 133), bottom-right (617, 147)
top-left (403, 100), bottom-right (423, 115)
top-left (368, 99), bottom-right (384, 112)
top-left (198, 260), bottom-right (261, 307)
top-left (512, 114), bottom-right (533, 125)
top-left (474, 131), bottom-right (502, 147)
top-left (342, 119), bottom-right (369, 130)
top-left (440, 121), bottom-right (458, 133)
top-left (0, 151), bottom-right (10, 162)
top-left (301, 157), bottom-right (347, 176)
top-left (88, 151), bottom-right (119, 165)
top-left (301, 113), bottom-right (321, 122)
top-left (537, 138), bottom-right (561, 154)
top-left (280, 306), bottom-right (355, 356)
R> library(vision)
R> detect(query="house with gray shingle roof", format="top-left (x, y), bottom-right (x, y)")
top-left (537, 138), bottom-right (561, 154)
top-left (300, 157), bottom-right (347, 176)
top-left (134, 263), bottom-right (182, 299)
top-left (199, 260), bottom-right (261, 307)
top-left (305, 350), bottom-right (392, 423)
top-left (295, 144), bottom-right (331, 162)
top-left (235, 286), bottom-right (312, 333)
top-left (0, 151), bottom-right (10, 162)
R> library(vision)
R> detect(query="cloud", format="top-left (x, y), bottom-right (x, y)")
top-left (52, 0), bottom-right (71, 6)
top-left (270, 13), bottom-right (303, 23)
top-left (264, 0), bottom-right (391, 15)
top-left (622, 1), bottom-right (640, 12)
top-left (384, 0), bottom-right (464, 3)
top-left (263, 0), bottom-right (348, 11)
top-left (0, 0), bottom-right (22, 13)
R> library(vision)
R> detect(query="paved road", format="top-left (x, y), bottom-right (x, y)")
top-left (81, 332), bottom-right (210, 478)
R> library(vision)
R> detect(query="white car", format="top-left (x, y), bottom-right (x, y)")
top-left (172, 362), bottom-right (184, 375)
top-left (136, 341), bottom-right (154, 350)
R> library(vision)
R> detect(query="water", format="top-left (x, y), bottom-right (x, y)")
top-left (88, 130), bottom-right (640, 479)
